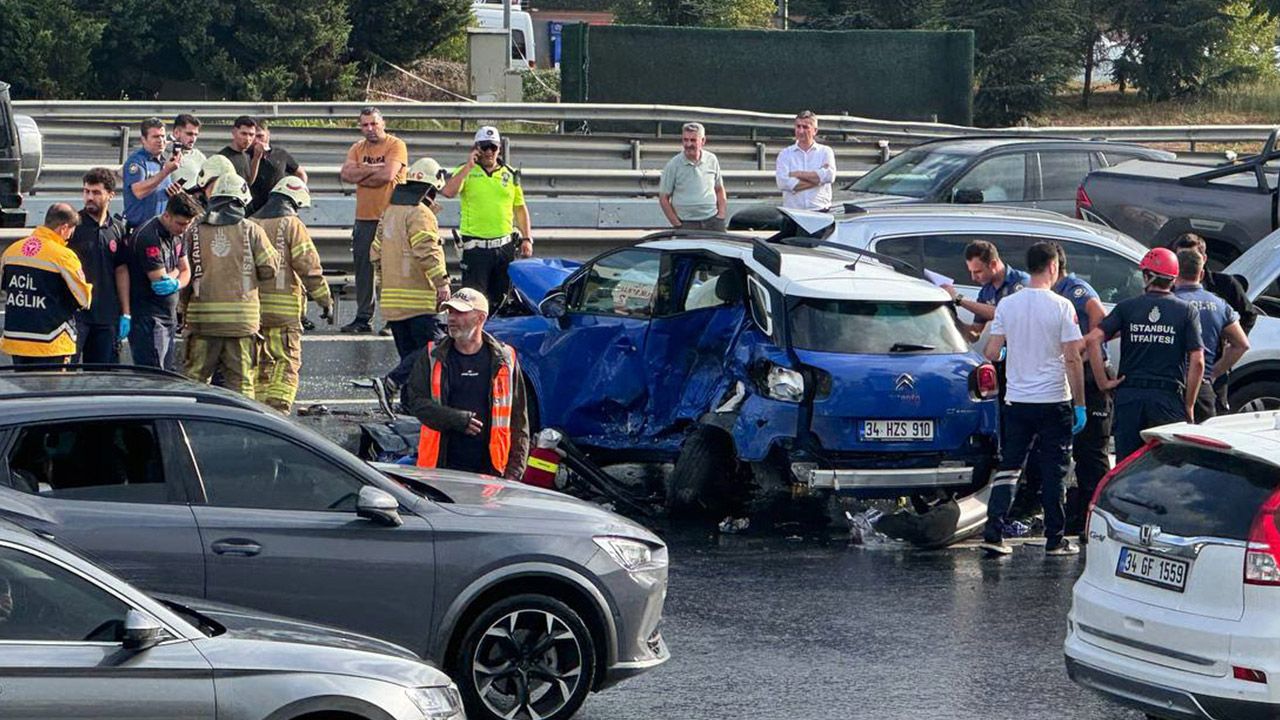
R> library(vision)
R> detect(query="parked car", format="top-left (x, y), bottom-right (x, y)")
top-left (1217, 228), bottom-right (1280, 412)
top-left (486, 230), bottom-right (1001, 521)
top-left (836, 136), bottom-right (1173, 215)
top-left (0, 368), bottom-right (668, 720)
top-left (0, 80), bottom-right (41, 228)
top-left (1064, 412), bottom-right (1280, 720)
top-left (0, 517), bottom-right (464, 720)
top-left (1076, 130), bottom-right (1280, 267)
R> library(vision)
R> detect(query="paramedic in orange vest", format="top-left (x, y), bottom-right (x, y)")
top-left (406, 287), bottom-right (530, 480)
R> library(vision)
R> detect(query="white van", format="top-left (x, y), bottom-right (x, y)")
top-left (471, 5), bottom-right (536, 69)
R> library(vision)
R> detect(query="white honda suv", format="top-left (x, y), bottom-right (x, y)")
top-left (1064, 412), bottom-right (1280, 719)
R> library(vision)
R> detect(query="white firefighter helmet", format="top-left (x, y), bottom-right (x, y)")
top-left (405, 157), bottom-right (447, 190)
top-left (270, 176), bottom-right (312, 208)
top-left (209, 172), bottom-right (252, 206)
top-left (196, 154), bottom-right (237, 189)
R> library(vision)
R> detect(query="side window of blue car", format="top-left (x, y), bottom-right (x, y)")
top-left (574, 249), bottom-right (663, 318)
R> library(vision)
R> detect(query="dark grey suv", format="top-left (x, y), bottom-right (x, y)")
top-left (0, 368), bottom-right (669, 720)
top-left (839, 137), bottom-right (1174, 215)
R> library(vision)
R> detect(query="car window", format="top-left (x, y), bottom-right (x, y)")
top-left (0, 545), bottom-right (131, 642)
top-left (574, 249), bottom-right (662, 318)
top-left (182, 420), bottom-right (365, 512)
top-left (1061, 242), bottom-right (1145, 304)
top-left (1101, 151), bottom-right (1145, 167)
top-left (915, 233), bottom-right (1037, 284)
top-left (512, 28), bottom-right (527, 61)
top-left (746, 275), bottom-right (774, 335)
top-left (1037, 152), bottom-right (1093, 201)
top-left (6, 420), bottom-right (172, 503)
top-left (789, 299), bottom-right (970, 354)
top-left (953, 154), bottom-right (1027, 202)
top-left (872, 236), bottom-right (923, 272)
top-left (848, 148), bottom-right (970, 198)
top-left (678, 258), bottom-right (741, 312)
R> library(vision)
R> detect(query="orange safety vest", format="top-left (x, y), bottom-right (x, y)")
top-left (417, 341), bottom-right (517, 474)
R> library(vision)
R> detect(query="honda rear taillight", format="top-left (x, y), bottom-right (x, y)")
top-left (1075, 185), bottom-right (1092, 219)
top-left (973, 363), bottom-right (998, 399)
top-left (1245, 487), bottom-right (1280, 586)
top-left (1088, 440), bottom-right (1157, 518)
top-left (1234, 666), bottom-right (1269, 684)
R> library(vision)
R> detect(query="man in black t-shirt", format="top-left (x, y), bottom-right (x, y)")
top-left (1085, 248), bottom-right (1205, 461)
top-left (119, 194), bottom-right (199, 371)
top-left (246, 122), bottom-right (306, 216)
top-left (68, 168), bottom-right (128, 363)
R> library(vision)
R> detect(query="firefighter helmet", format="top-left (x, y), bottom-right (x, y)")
top-left (405, 158), bottom-right (448, 190)
top-left (270, 176), bottom-right (312, 208)
top-left (196, 155), bottom-right (236, 189)
top-left (209, 172), bottom-right (252, 206)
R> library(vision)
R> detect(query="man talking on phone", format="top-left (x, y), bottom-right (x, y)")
top-left (439, 126), bottom-right (533, 311)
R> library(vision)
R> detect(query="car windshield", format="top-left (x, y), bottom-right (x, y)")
top-left (788, 299), bottom-right (969, 354)
top-left (848, 149), bottom-right (970, 198)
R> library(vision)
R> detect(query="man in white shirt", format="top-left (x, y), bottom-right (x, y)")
top-left (775, 110), bottom-right (837, 210)
top-left (980, 241), bottom-right (1087, 557)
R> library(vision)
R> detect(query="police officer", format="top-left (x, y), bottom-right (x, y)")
top-left (68, 168), bottom-right (128, 364)
top-left (0, 204), bottom-right (92, 366)
top-left (184, 172), bottom-right (280, 397)
top-left (249, 177), bottom-right (333, 413)
top-left (439, 126), bottom-right (534, 310)
top-left (123, 118), bottom-right (183, 232)
top-left (1085, 248), bottom-right (1205, 461)
top-left (1052, 244), bottom-right (1112, 537)
top-left (945, 239), bottom-right (1029, 343)
top-left (1172, 249), bottom-right (1250, 422)
top-left (120, 193), bottom-right (199, 371)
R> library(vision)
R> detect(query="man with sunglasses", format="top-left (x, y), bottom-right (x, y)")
top-left (440, 126), bottom-right (533, 311)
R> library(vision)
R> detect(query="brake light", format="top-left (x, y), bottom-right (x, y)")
top-left (1088, 440), bottom-right (1157, 518)
top-left (1172, 433), bottom-right (1233, 449)
top-left (972, 363), bottom-right (998, 399)
top-left (1075, 185), bottom-right (1092, 219)
top-left (1234, 666), bottom-right (1268, 684)
top-left (1245, 486), bottom-right (1280, 585)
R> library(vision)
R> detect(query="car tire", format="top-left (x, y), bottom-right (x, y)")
top-left (666, 425), bottom-right (735, 517)
top-left (1230, 379), bottom-right (1280, 413)
top-left (454, 593), bottom-right (596, 720)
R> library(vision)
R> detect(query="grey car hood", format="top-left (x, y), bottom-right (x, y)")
top-left (379, 465), bottom-right (663, 544)
top-left (158, 594), bottom-right (450, 688)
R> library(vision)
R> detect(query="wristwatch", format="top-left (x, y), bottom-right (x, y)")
top-left (953, 293), bottom-right (965, 308)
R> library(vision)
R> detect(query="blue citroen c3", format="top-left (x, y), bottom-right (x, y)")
top-left (485, 229), bottom-right (1000, 516)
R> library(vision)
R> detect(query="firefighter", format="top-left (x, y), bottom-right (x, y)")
top-left (248, 176), bottom-right (334, 413)
top-left (183, 172), bottom-right (280, 397)
top-left (369, 157), bottom-right (451, 410)
top-left (193, 155), bottom-right (238, 206)
top-left (0, 204), bottom-right (92, 366)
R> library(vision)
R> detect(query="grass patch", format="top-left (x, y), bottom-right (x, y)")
top-left (1034, 80), bottom-right (1280, 127)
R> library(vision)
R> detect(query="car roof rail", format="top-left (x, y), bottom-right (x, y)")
top-left (0, 362), bottom-right (188, 379)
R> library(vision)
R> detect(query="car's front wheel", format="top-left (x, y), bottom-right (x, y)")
top-left (1230, 379), bottom-right (1280, 413)
top-left (455, 594), bottom-right (597, 720)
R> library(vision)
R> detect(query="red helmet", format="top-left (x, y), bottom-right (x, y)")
top-left (1139, 247), bottom-right (1179, 279)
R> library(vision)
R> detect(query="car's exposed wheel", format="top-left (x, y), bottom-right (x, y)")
top-left (1230, 380), bottom-right (1280, 414)
top-left (666, 424), bottom-right (735, 516)
top-left (454, 594), bottom-right (596, 720)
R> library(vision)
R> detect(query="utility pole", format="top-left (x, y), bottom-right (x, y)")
top-left (503, 0), bottom-right (512, 64)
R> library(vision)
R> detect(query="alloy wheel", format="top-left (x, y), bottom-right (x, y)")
top-left (471, 609), bottom-right (585, 720)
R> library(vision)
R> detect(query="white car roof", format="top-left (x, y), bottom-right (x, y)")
top-left (639, 237), bottom-right (951, 303)
top-left (1143, 411), bottom-right (1280, 465)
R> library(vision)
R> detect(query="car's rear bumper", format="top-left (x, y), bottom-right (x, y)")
top-left (794, 464), bottom-right (974, 491)
top-left (1065, 655), bottom-right (1280, 720)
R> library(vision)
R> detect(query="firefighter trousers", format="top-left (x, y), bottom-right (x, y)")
top-left (256, 326), bottom-right (301, 413)
top-left (185, 335), bottom-right (255, 398)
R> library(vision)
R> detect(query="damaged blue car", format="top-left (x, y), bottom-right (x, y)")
top-left (486, 230), bottom-right (1000, 515)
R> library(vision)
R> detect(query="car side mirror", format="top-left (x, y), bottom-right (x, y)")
top-left (953, 188), bottom-right (985, 204)
top-left (357, 485), bottom-right (403, 527)
top-left (122, 609), bottom-right (163, 651)
top-left (539, 290), bottom-right (567, 319)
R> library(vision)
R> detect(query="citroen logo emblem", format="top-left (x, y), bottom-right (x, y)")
top-left (895, 373), bottom-right (916, 391)
top-left (1139, 524), bottom-right (1161, 546)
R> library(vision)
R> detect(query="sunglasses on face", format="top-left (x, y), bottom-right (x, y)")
top-left (477, 143), bottom-right (499, 152)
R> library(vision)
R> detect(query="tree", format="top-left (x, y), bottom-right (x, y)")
top-left (1073, 0), bottom-right (1120, 107)
top-left (0, 0), bottom-right (105, 98)
top-left (613, 0), bottom-right (778, 28)
top-left (797, 0), bottom-right (945, 29)
top-left (347, 0), bottom-right (471, 65)
top-left (1112, 0), bottom-right (1232, 100)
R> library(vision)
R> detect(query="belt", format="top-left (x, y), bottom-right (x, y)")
top-left (460, 236), bottom-right (511, 250)
top-left (1119, 377), bottom-right (1183, 393)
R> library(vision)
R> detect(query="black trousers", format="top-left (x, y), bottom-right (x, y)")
top-left (1193, 381), bottom-right (1217, 424)
top-left (74, 315), bottom-right (119, 364)
top-left (1065, 374), bottom-right (1113, 534)
top-left (460, 242), bottom-right (515, 311)
top-left (985, 401), bottom-right (1073, 546)
top-left (11, 355), bottom-right (70, 368)
top-left (351, 219), bottom-right (379, 324)
top-left (1113, 385), bottom-right (1186, 462)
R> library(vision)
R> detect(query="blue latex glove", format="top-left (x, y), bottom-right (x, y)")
top-left (1072, 405), bottom-right (1087, 435)
top-left (117, 314), bottom-right (131, 341)
top-left (151, 277), bottom-right (180, 296)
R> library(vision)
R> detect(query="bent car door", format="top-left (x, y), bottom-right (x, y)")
top-left (0, 543), bottom-right (214, 720)
top-left (0, 418), bottom-right (204, 596)
top-left (176, 418), bottom-right (436, 654)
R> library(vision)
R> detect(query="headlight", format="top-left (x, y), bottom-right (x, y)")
top-left (406, 685), bottom-right (464, 720)
top-left (594, 536), bottom-right (665, 572)
top-left (766, 365), bottom-right (805, 402)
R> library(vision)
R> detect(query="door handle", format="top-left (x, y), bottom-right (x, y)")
top-left (210, 539), bottom-right (262, 557)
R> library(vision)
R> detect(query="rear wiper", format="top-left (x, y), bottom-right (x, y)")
top-left (1113, 493), bottom-right (1166, 515)
top-left (890, 342), bottom-right (935, 352)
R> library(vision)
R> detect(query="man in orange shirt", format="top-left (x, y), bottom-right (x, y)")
top-left (339, 106), bottom-right (407, 333)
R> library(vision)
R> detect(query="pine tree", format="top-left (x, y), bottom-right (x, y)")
top-left (347, 0), bottom-right (472, 65)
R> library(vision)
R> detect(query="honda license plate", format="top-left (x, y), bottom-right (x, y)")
top-left (862, 420), bottom-right (934, 441)
top-left (1116, 546), bottom-right (1189, 592)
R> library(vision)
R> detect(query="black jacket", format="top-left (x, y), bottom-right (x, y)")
top-left (1205, 270), bottom-right (1257, 334)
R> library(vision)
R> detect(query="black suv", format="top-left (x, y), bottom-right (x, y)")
top-left (0, 81), bottom-right (37, 228)
top-left (837, 137), bottom-right (1174, 216)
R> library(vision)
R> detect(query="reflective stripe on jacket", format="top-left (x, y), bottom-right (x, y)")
top-left (1, 227), bottom-right (93, 357)
top-left (417, 340), bottom-right (517, 474)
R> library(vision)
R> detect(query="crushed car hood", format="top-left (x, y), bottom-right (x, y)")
top-left (508, 258), bottom-right (582, 311)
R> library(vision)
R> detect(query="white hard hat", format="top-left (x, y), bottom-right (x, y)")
top-left (210, 172), bottom-right (252, 206)
top-left (406, 158), bottom-right (448, 190)
top-left (474, 126), bottom-right (501, 146)
top-left (197, 155), bottom-right (236, 189)
top-left (270, 176), bottom-right (312, 207)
